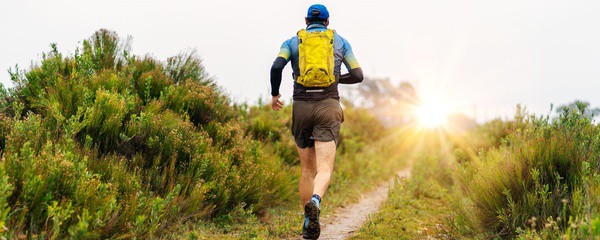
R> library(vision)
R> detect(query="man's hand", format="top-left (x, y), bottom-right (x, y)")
top-left (271, 95), bottom-right (283, 111)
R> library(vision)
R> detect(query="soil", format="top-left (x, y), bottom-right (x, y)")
top-left (317, 169), bottom-right (411, 239)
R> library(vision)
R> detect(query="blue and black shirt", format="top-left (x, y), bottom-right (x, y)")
top-left (271, 23), bottom-right (362, 101)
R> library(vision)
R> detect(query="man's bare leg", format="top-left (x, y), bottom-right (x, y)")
top-left (313, 140), bottom-right (336, 198)
top-left (301, 141), bottom-right (335, 239)
top-left (298, 146), bottom-right (317, 205)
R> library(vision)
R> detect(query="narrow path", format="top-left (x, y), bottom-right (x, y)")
top-left (318, 169), bottom-right (411, 240)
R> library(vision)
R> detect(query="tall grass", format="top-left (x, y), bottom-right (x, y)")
top-left (352, 135), bottom-right (457, 239)
top-left (452, 103), bottom-right (600, 238)
top-left (355, 103), bottom-right (600, 239)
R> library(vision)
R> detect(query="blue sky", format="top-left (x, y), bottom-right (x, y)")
top-left (1, 0), bottom-right (599, 122)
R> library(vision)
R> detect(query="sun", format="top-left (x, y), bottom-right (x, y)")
top-left (416, 98), bottom-right (450, 129)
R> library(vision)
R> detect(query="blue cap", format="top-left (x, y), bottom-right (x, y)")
top-left (307, 4), bottom-right (329, 20)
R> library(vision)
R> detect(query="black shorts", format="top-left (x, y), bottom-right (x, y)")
top-left (291, 98), bottom-right (344, 148)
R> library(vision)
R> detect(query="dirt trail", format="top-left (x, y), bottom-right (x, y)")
top-left (318, 169), bottom-right (411, 240)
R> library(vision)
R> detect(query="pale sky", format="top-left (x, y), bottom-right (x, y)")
top-left (1, 0), bottom-right (599, 122)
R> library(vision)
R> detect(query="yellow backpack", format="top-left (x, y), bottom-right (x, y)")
top-left (296, 29), bottom-right (335, 88)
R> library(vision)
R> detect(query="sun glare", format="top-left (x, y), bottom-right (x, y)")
top-left (416, 99), bottom-right (450, 129)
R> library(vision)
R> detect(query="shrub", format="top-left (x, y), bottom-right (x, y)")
top-left (338, 103), bottom-right (386, 155)
top-left (81, 88), bottom-right (136, 153)
top-left (0, 29), bottom-right (295, 238)
top-left (0, 114), bottom-right (8, 153)
top-left (164, 80), bottom-right (232, 127)
top-left (0, 164), bottom-right (12, 235)
top-left (243, 103), bottom-right (297, 165)
top-left (122, 105), bottom-right (207, 193)
top-left (165, 49), bottom-right (210, 85)
top-left (81, 29), bottom-right (130, 72)
top-left (453, 103), bottom-right (600, 238)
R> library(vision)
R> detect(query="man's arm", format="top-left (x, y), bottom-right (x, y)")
top-left (339, 68), bottom-right (363, 84)
top-left (270, 57), bottom-right (287, 111)
top-left (339, 36), bottom-right (363, 84)
top-left (270, 40), bottom-right (292, 111)
top-left (270, 57), bottom-right (287, 97)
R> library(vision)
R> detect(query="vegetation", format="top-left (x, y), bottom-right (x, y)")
top-left (170, 100), bottom-right (409, 239)
top-left (6, 27), bottom-right (596, 240)
top-left (453, 104), bottom-right (600, 239)
top-left (356, 103), bottom-right (600, 239)
top-left (351, 132), bottom-right (456, 239)
top-left (0, 29), bottom-right (407, 239)
top-left (0, 29), bottom-right (298, 239)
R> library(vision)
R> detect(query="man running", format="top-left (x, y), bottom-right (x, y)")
top-left (269, 4), bottom-right (364, 239)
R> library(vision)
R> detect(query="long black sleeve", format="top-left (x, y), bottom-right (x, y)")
top-left (339, 67), bottom-right (364, 84)
top-left (270, 57), bottom-right (287, 96)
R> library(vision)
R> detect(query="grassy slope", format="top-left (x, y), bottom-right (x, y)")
top-left (351, 177), bottom-right (453, 239)
top-left (0, 30), bottom-right (296, 238)
top-left (355, 106), bottom-right (600, 239)
top-left (174, 122), bottom-right (412, 239)
top-left (0, 29), bottom-right (411, 239)
top-left (352, 130), bottom-right (459, 239)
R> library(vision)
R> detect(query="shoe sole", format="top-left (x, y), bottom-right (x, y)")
top-left (304, 201), bottom-right (320, 239)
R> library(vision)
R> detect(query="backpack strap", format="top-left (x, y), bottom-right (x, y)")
top-left (297, 29), bottom-right (335, 44)
top-left (297, 29), bottom-right (307, 43)
top-left (325, 29), bottom-right (334, 44)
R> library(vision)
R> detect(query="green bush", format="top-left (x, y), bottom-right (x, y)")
top-left (164, 80), bottom-right (232, 127)
top-left (165, 50), bottom-right (210, 85)
top-left (0, 84), bottom-right (12, 154)
top-left (0, 114), bottom-right (8, 153)
top-left (0, 29), bottom-right (294, 238)
top-left (81, 88), bottom-right (136, 152)
top-left (338, 103), bottom-right (387, 155)
top-left (82, 28), bottom-right (130, 72)
top-left (243, 103), bottom-right (297, 165)
top-left (0, 164), bottom-right (12, 235)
